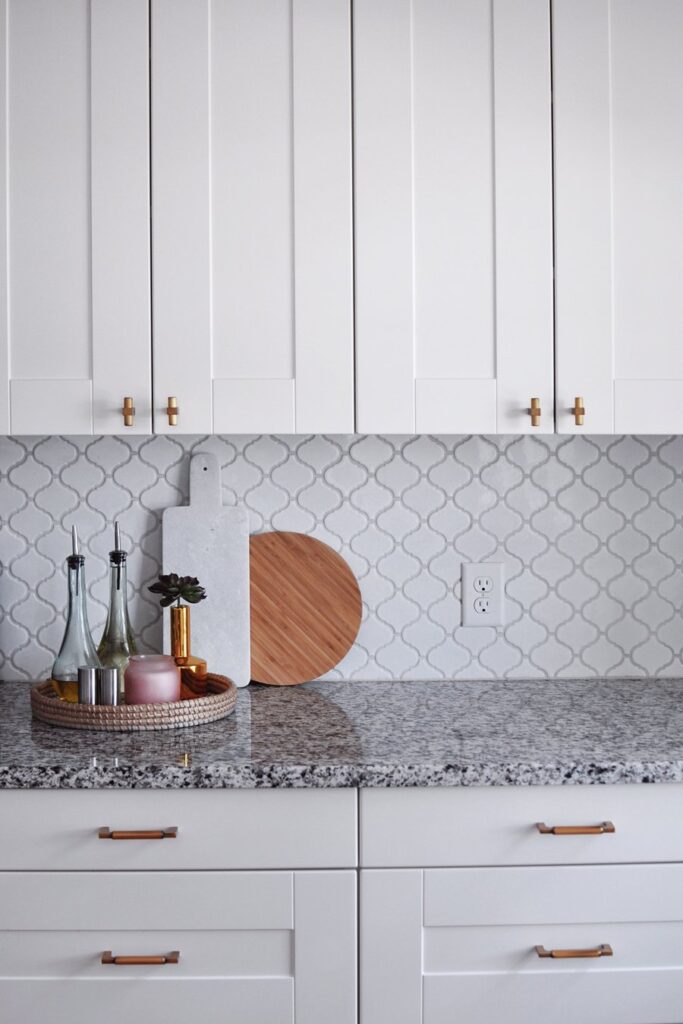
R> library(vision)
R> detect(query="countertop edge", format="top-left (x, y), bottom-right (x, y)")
top-left (3, 760), bottom-right (683, 789)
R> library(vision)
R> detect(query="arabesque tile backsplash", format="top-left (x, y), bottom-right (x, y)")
top-left (2, 433), bottom-right (683, 682)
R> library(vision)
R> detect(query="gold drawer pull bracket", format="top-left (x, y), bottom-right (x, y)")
top-left (536, 821), bottom-right (615, 836)
top-left (98, 827), bottom-right (178, 840)
top-left (536, 944), bottom-right (613, 960)
top-left (102, 951), bottom-right (180, 965)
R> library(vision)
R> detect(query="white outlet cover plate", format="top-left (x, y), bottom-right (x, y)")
top-left (461, 562), bottom-right (505, 626)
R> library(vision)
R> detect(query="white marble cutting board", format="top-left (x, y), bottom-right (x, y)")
top-left (162, 453), bottom-right (250, 686)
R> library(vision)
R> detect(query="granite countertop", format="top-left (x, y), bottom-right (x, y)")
top-left (2, 677), bottom-right (683, 789)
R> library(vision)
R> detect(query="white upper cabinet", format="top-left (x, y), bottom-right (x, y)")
top-left (554, 0), bottom-right (683, 435)
top-left (0, 0), bottom-right (151, 435)
top-left (151, 0), bottom-right (354, 435)
top-left (353, 0), bottom-right (554, 434)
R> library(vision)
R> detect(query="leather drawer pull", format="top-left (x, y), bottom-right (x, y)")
top-left (535, 944), bottom-right (613, 959)
top-left (536, 821), bottom-right (615, 836)
top-left (98, 827), bottom-right (178, 840)
top-left (102, 951), bottom-right (180, 965)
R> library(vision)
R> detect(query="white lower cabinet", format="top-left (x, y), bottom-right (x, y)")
top-left (8, 785), bottom-right (683, 1023)
top-left (360, 785), bottom-right (683, 1024)
top-left (0, 789), bottom-right (358, 1024)
top-left (0, 869), bottom-right (357, 1024)
top-left (361, 865), bottom-right (683, 1024)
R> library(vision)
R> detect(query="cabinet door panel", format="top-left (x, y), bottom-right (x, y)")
top-left (554, 0), bottom-right (683, 434)
top-left (0, 0), bottom-right (151, 435)
top-left (10, 381), bottom-right (93, 435)
top-left (354, 0), bottom-right (553, 434)
top-left (0, 870), bottom-right (356, 1024)
top-left (152, 0), bottom-right (353, 435)
top-left (360, 870), bottom-right (422, 1024)
top-left (362, 866), bottom-right (683, 1024)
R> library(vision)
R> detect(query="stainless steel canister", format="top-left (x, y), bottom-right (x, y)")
top-left (77, 666), bottom-right (98, 705)
top-left (97, 667), bottom-right (120, 706)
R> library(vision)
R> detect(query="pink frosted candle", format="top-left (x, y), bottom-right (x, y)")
top-left (124, 655), bottom-right (181, 705)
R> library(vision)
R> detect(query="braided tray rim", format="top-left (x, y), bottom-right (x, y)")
top-left (30, 679), bottom-right (237, 732)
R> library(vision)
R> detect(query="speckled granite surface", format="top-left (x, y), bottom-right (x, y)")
top-left (2, 678), bottom-right (683, 788)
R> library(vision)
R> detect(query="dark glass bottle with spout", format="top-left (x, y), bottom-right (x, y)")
top-left (97, 522), bottom-right (137, 700)
top-left (51, 528), bottom-right (100, 702)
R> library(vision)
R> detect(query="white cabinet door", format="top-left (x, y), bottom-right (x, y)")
top-left (554, 0), bottom-right (683, 434)
top-left (0, 0), bottom-right (151, 435)
top-left (353, 0), bottom-right (553, 434)
top-left (1, 870), bottom-right (357, 1024)
top-left (362, 866), bottom-right (683, 1024)
top-left (151, 0), bottom-right (354, 435)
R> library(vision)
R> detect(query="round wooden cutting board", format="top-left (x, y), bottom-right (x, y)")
top-left (250, 531), bottom-right (362, 685)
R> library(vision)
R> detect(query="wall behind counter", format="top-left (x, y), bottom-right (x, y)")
top-left (1, 433), bottom-right (682, 682)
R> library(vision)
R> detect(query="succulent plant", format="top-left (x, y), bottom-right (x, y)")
top-left (148, 573), bottom-right (207, 608)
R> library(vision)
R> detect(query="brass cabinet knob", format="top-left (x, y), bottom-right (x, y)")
top-left (529, 397), bottom-right (541, 427)
top-left (121, 397), bottom-right (135, 427)
top-left (535, 944), bottom-right (612, 959)
top-left (166, 396), bottom-right (179, 426)
top-left (573, 396), bottom-right (585, 426)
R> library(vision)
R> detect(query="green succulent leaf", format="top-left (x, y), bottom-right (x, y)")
top-left (147, 572), bottom-right (207, 607)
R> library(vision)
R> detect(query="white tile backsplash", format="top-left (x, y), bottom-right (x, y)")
top-left (1, 433), bottom-right (683, 682)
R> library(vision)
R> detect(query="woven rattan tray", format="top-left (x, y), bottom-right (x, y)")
top-left (31, 672), bottom-right (237, 732)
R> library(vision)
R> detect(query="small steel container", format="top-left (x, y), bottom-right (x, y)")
top-left (97, 667), bottom-right (120, 706)
top-left (77, 666), bottom-right (98, 705)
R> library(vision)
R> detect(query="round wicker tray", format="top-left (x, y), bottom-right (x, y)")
top-left (31, 673), bottom-right (237, 732)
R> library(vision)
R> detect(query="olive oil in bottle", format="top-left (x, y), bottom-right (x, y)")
top-left (51, 526), bottom-right (100, 702)
top-left (97, 521), bottom-right (137, 700)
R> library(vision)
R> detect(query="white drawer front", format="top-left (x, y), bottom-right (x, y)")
top-left (2, 979), bottom-right (294, 1024)
top-left (362, 865), bottom-right (683, 1024)
top-left (361, 783), bottom-right (683, 866)
top-left (0, 788), bottom-right (357, 870)
top-left (424, 970), bottom-right (683, 1024)
top-left (0, 870), bottom-right (356, 1024)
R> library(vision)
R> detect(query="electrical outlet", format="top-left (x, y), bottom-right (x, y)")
top-left (461, 563), bottom-right (505, 626)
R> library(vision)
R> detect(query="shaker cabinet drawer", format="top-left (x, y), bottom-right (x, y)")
top-left (0, 870), bottom-right (357, 1024)
top-left (361, 783), bottom-right (683, 866)
top-left (0, 789), bottom-right (357, 870)
top-left (362, 864), bottom-right (683, 1024)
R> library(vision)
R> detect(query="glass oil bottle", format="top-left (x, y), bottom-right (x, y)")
top-left (97, 521), bottom-right (137, 700)
top-left (51, 526), bottom-right (101, 702)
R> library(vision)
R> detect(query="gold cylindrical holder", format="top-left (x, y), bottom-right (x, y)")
top-left (171, 605), bottom-right (190, 660)
top-left (170, 605), bottom-right (207, 676)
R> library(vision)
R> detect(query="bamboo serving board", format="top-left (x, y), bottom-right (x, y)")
top-left (250, 531), bottom-right (362, 685)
